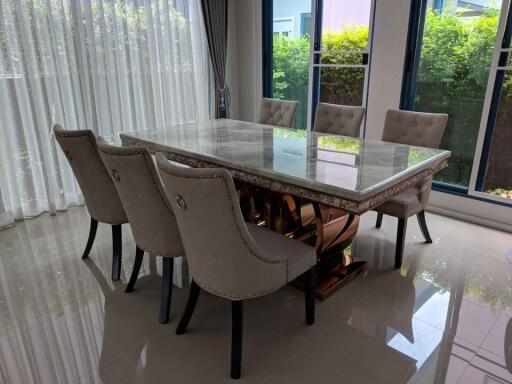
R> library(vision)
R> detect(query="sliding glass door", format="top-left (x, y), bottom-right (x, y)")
top-left (263, 0), bottom-right (374, 131)
top-left (402, 0), bottom-right (503, 190)
top-left (403, 0), bottom-right (512, 205)
top-left (471, 1), bottom-right (512, 202)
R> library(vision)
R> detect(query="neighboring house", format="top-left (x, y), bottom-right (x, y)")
top-left (272, 0), bottom-right (496, 40)
top-left (273, 0), bottom-right (371, 38)
top-left (272, 0), bottom-right (311, 38)
top-left (430, 0), bottom-right (497, 16)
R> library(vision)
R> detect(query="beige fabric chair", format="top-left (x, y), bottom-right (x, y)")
top-left (155, 153), bottom-right (316, 380)
top-left (97, 140), bottom-right (185, 324)
top-left (375, 109), bottom-right (448, 268)
top-left (313, 103), bottom-right (365, 137)
top-left (53, 125), bottom-right (128, 281)
top-left (257, 97), bottom-right (298, 128)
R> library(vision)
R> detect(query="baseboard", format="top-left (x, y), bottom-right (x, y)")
top-left (427, 204), bottom-right (512, 233)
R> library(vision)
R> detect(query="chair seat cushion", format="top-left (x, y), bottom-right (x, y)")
top-left (375, 186), bottom-right (424, 218)
top-left (247, 223), bottom-right (317, 282)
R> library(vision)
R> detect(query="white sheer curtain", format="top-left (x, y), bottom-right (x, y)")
top-left (0, 0), bottom-right (211, 228)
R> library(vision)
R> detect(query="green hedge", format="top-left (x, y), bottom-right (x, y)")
top-left (272, 7), bottom-right (503, 187)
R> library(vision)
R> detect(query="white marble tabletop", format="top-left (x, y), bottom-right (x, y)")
top-left (120, 119), bottom-right (450, 214)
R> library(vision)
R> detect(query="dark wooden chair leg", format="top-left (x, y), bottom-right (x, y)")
top-left (159, 257), bottom-right (174, 324)
top-left (304, 267), bottom-right (316, 325)
top-left (395, 218), bottom-right (408, 269)
top-left (125, 247), bottom-right (144, 293)
top-left (231, 300), bottom-right (243, 380)
top-left (376, 212), bottom-right (384, 228)
top-left (416, 210), bottom-right (433, 244)
top-left (111, 224), bottom-right (122, 281)
top-left (176, 280), bottom-right (201, 335)
top-left (82, 218), bottom-right (98, 259)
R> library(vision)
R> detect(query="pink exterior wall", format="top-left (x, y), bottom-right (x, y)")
top-left (322, 0), bottom-right (372, 31)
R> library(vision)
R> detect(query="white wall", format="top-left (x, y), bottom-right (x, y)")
top-left (365, 0), bottom-right (411, 140)
top-left (429, 191), bottom-right (512, 232)
top-left (232, 0), bottom-right (262, 123)
top-left (230, 0), bottom-right (512, 232)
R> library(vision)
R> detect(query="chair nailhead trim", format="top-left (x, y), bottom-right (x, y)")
top-left (99, 146), bottom-right (185, 256)
top-left (158, 163), bottom-right (290, 299)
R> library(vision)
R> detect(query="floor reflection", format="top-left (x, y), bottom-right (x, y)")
top-left (0, 207), bottom-right (512, 383)
top-left (349, 217), bottom-right (512, 384)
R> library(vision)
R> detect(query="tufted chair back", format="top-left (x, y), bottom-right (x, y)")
top-left (257, 98), bottom-right (298, 128)
top-left (313, 103), bottom-right (365, 137)
top-left (155, 153), bottom-right (288, 300)
top-left (97, 140), bottom-right (184, 257)
top-left (376, 110), bottom-right (448, 219)
top-left (382, 110), bottom-right (448, 149)
top-left (53, 125), bottom-right (127, 225)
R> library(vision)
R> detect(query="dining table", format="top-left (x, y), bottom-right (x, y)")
top-left (120, 118), bottom-right (451, 298)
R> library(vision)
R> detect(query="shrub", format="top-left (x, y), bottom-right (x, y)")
top-left (272, 7), bottom-right (503, 187)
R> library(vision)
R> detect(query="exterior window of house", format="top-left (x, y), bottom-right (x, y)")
top-left (273, 18), bottom-right (294, 37)
top-left (301, 13), bottom-right (312, 36)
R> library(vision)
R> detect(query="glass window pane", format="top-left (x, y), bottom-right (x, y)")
top-left (321, 0), bottom-right (372, 51)
top-left (413, 2), bottom-right (502, 187)
top-left (317, 0), bottom-right (372, 109)
top-left (319, 67), bottom-right (365, 106)
top-left (272, 0), bottom-right (312, 130)
top-left (317, 52), bottom-right (367, 66)
top-left (480, 70), bottom-right (512, 200)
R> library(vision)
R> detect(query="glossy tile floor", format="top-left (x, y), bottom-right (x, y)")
top-left (1, 207), bottom-right (512, 384)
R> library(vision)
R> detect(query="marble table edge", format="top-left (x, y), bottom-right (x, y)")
top-left (120, 133), bottom-right (449, 215)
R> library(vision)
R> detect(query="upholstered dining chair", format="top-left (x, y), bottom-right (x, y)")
top-left (375, 109), bottom-right (448, 269)
top-left (258, 97), bottom-right (299, 128)
top-left (53, 125), bottom-right (128, 281)
top-left (313, 103), bottom-right (365, 137)
top-left (97, 140), bottom-right (185, 324)
top-left (155, 153), bottom-right (316, 380)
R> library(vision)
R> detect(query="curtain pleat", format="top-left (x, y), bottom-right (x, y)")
top-left (200, 0), bottom-right (229, 118)
top-left (0, 0), bottom-right (211, 229)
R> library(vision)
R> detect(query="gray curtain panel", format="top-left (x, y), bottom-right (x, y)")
top-left (201, 0), bottom-right (230, 118)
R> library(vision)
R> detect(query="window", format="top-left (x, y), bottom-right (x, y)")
top-left (301, 13), bottom-right (312, 36)
top-left (401, 0), bottom-right (512, 205)
top-left (314, 0), bottom-right (373, 112)
top-left (273, 17), bottom-right (294, 37)
top-left (266, 1), bottom-right (312, 130)
top-left (263, 0), bottom-right (375, 131)
top-left (473, 1), bottom-right (512, 202)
